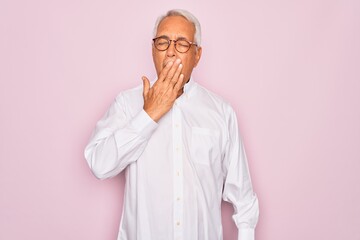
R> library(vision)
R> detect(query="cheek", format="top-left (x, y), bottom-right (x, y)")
top-left (181, 57), bottom-right (195, 73)
top-left (153, 54), bottom-right (164, 73)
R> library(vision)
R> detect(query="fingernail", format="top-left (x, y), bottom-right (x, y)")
top-left (179, 64), bottom-right (183, 68)
top-left (176, 59), bottom-right (181, 64)
top-left (168, 61), bottom-right (174, 66)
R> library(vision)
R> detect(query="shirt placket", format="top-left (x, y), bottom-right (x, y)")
top-left (172, 101), bottom-right (183, 240)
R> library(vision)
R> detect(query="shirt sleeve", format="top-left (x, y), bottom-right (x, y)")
top-left (84, 94), bottom-right (158, 179)
top-left (222, 107), bottom-right (259, 240)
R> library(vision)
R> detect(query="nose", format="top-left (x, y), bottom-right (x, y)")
top-left (166, 40), bottom-right (176, 57)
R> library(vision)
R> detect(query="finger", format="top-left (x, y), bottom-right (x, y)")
top-left (170, 63), bottom-right (183, 86)
top-left (165, 58), bottom-right (181, 83)
top-left (158, 61), bottom-right (174, 81)
top-left (142, 76), bottom-right (150, 99)
top-left (173, 73), bottom-right (185, 92)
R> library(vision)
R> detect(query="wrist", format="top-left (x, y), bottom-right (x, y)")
top-left (143, 107), bottom-right (163, 122)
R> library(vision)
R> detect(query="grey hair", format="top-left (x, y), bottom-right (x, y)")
top-left (153, 9), bottom-right (202, 46)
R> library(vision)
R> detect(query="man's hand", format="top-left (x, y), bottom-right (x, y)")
top-left (142, 59), bottom-right (185, 122)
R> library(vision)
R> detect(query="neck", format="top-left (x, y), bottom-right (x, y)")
top-left (176, 77), bottom-right (190, 98)
top-left (176, 88), bottom-right (184, 98)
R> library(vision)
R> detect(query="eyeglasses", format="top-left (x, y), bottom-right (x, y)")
top-left (153, 36), bottom-right (197, 53)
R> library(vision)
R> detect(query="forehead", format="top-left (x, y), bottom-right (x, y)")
top-left (156, 16), bottom-right (195, 40)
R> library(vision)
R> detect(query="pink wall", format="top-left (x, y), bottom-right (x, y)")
top-left (1, 0), bottom-right (359, 239)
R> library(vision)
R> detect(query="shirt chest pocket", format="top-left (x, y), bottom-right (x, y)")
top-left (190, 127), bottom-right (221, 165)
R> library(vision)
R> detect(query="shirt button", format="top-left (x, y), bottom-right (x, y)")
top-left (175, 123), bottom-right (179, 128)
top-left (177, 197), bottom-right (180, 201)
top-left (176, 221), bottom-right (180, 226)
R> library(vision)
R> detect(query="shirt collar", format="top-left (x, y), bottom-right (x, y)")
top-left (183, 77), bottom-right (195, 95)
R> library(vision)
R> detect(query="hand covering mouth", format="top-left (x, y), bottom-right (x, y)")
top-left (163, 59), bottom-right (175, 68)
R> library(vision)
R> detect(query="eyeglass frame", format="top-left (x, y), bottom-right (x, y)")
top-left (152, 36), bottom-right (198, 53)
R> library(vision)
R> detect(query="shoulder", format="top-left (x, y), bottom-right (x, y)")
top-left (111, 83), bottom-right (144, 116)
top-left (193, 82), bottom-right (235, 116)
top-left (115, 84), bottom-right (143, 102)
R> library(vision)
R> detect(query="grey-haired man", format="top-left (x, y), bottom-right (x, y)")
top-left (85, 9), bottom-right (259, 240)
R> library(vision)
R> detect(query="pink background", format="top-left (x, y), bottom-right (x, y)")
top-left (1, 0), bottom-right (359, 239)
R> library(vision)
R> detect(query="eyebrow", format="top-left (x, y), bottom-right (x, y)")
top-left (156, 35), bottom-right (190, 41)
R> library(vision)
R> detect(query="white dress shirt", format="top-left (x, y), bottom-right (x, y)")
top-left (84, 79), bottom-right (259, 240)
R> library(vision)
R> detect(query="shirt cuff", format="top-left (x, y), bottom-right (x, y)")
top-left (238, 228), bottom-right (255, 240)
top-left (129, 109), bottom-right (158, 139)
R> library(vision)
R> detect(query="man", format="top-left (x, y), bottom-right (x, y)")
top-left (85, 9), bottom-right (259, 240)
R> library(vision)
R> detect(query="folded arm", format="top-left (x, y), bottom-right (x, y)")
top-left (84, 95), bottom-right (158, 179)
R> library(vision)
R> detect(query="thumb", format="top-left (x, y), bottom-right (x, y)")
top-left (142, 76), bottom-right (150, 98)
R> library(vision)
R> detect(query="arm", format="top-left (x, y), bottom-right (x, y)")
top-left (85, 59), bottom-right (184, 179)
top-left (222, 108), bottom-right (259, 240)
top-left (84, 94), bottom-right (158, 179)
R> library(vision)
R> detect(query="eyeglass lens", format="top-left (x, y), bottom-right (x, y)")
top-left (154, 38), bottom-right (191, 53)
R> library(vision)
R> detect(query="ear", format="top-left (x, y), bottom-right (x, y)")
top-left (194, 47), bottom-right (202, 68)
